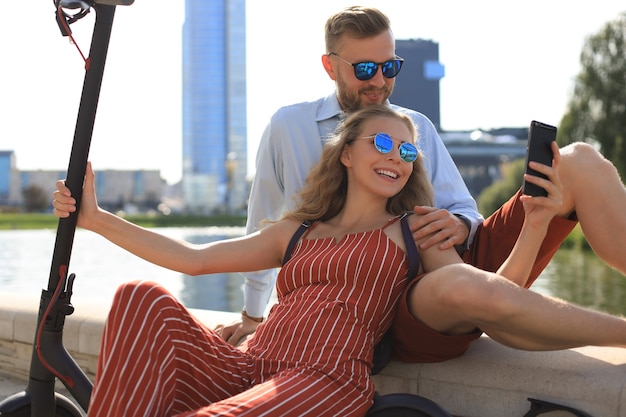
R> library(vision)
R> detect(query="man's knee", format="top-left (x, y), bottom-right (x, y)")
top-left (561, 142), bottom-right (614, 174)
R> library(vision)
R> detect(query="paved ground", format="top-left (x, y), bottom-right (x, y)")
top-left (0, 373), bottom-right (26, 401)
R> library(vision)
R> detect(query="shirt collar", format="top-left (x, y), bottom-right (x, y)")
top-left (315, 92), bottom-right (392, 122)
top-left (315, 92), bottom-right (344, 123)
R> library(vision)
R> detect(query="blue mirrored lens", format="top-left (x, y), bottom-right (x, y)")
top-left (373, 133), bottom-right (394, 153)
top-left (381, 59), bottom-right (403, 78)
top-left (399, 143), bottom-right (418, 163)
top-left (354, 62), bottom-right (378, 80)
top-left (373, 133), bottom-right (417, 163)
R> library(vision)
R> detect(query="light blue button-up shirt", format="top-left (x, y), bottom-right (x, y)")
top-left (243, 93), bottom-right (483, 317)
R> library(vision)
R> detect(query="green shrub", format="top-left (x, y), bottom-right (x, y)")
top-left (477, 159), bottom-right (525, 217)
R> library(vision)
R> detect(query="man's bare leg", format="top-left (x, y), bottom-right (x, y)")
top-left (558, 143), bottom-right (626, 274)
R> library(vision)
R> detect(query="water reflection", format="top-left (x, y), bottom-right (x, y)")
top-left (178, 233), bottom-right (245, 311)
top-left (0, 227), bottom-right (251, 312)
top-left (539, 249), bottom-right (626, 315)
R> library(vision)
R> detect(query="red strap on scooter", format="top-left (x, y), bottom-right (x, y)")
top-left (56, 5), bottom-right (91, 70)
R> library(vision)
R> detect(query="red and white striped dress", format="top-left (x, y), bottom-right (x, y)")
top-left (88, 218), bottom-right (409, 417)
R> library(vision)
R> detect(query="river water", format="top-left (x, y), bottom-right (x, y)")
top-left (0, 227), bottom-right (249, 312)
top-left (1, 227), bottom-right (625, 315)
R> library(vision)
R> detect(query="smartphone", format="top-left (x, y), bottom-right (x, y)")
top-left (522, 120), bottom-right (557, 197)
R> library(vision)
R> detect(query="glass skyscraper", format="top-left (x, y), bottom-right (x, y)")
top-left (182, 0), bottom-right (247, 213)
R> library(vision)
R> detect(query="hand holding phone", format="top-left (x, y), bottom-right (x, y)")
top-left (522, 120), bottom-right (557, 197)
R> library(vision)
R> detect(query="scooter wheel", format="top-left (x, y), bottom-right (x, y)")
top-left (0, 404), bottom-right (81, 417)
top-left (365, 393), bottom-right (452, 417)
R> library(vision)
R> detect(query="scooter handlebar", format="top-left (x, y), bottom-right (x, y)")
top-left (58, 0), bottom-right (134, 7)
top-left (92, 0), bottom-right (134, 5)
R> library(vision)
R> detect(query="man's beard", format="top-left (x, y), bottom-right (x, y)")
top-left (336, 77), bottom-right (393, 113)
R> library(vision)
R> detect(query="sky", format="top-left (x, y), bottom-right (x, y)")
top-left (1, 1), bottom-right (624, 184)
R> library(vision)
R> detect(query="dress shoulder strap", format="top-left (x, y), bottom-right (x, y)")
top-left (282, 221), bottom-right (312, 266)
top-left (400, 212), bottom-right (421, 281)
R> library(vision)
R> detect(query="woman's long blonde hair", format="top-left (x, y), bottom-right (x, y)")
top-left (283, 105), bottom-right (434, 223)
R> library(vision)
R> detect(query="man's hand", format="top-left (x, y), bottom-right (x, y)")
top-left (410, 206), bottom-right (470, 250)
top-left (214, 315), bottom-right (261, 346)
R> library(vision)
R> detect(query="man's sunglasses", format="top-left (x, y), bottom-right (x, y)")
top-left (362, 133), bottom-right (418, 163)
top-left (329, 52), bottom-right (404, 81)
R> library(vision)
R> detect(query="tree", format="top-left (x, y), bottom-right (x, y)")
top-left (558, 12), bottom-right (626, 177)
top-left (22, 184), bottom-right (49, 213)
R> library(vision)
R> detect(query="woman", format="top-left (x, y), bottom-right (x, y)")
top-left (52, 105), bottom-right (608, 416)
top-left (53, 105), bottom-right (436, 416)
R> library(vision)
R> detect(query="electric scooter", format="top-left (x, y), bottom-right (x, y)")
top-left (0, 1), bottom-right (132, 415)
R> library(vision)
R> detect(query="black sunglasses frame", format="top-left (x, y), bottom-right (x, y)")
top-left (329, 52), bottom-right (404, 81)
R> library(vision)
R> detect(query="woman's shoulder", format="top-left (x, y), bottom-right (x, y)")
top-left (262, 218), bottom-right (309, 241)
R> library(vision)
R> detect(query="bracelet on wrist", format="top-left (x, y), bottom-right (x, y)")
top-left (242, 308), bottom-right (264, 323)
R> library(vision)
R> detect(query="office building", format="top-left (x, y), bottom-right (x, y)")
top-left (392, 40), bottom-right (529, 198)
top-left (392, 39), bottom-right (445, 131)
top-left (0, 151), bottom-right (18, 206)
top-left (182, 0), bottom-right (248, 213)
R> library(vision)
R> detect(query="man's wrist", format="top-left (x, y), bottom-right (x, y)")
top-left (242, 308), bottom-right (264, 323)
top-left (453, 214), bottom-right (471, 249)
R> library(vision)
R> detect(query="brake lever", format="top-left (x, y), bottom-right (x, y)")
top-left (54, 0), bottom-right (92, 37)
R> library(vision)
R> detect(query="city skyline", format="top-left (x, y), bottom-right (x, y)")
top-left (1, 1), bottom-right (624, 184)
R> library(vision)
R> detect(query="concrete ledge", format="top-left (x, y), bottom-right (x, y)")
top-left (373, 340), bottom-right (626, 416)
top-left (1, 293), bottom-right (625, 416)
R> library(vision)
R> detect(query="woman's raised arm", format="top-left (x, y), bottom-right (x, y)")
top-left (52, 162), bottom-right (292, 276)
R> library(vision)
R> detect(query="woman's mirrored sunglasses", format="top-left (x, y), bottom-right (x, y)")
top-left (363, 133), bottom-right (418, 163)
top-left (329, 52), bottom-right (404, 81)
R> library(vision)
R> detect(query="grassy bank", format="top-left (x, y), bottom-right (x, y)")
top-left (558, 223), bottom-right (591, 250)
top-left (0, 213), bottom-right (247, 230)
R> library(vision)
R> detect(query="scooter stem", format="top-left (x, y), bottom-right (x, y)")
top-left (0, 4), bottom-right (118, 417)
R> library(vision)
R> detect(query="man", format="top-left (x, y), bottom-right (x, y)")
top-left (218, 6), bottom-right (626, 361)
top-left (218, 5), bottom-right (480, 343)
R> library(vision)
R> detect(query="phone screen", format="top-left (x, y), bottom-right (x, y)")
top-left (522, 120), bottom-right (557, 197)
